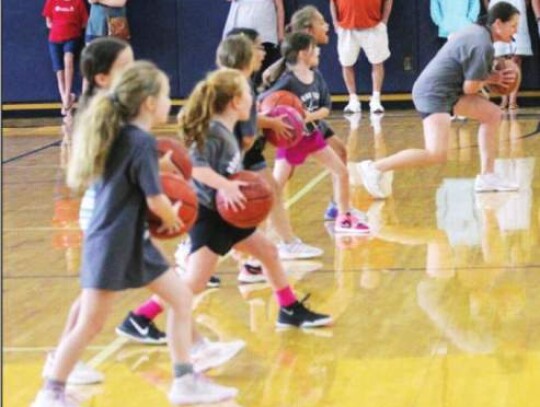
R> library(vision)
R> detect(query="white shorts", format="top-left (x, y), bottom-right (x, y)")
top-left (336, 22), bottom-right (391, 67)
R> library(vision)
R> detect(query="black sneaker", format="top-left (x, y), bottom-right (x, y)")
top-left (115, 312), bottom-right (167, 345)
top-left (276, 295), bottom-right (333, 328)
top-left (207, 275), bottom-right (221, 288)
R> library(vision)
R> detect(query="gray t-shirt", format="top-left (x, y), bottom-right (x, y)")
top-left (86, 4), bottom-right (126, 37)
top-left (82, 124), bottom-right (168, 290)
top-left (234, 83), bottom-right (258, 148)
top-left (260, 69), bottom-right (332, 134)
top-left (412, 24), bottom-right (494, 113)
top-left (190, 121), bottom-right (243, 211)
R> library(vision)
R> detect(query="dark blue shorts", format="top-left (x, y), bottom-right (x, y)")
top-left (48, 38), bottom-right (80, 72)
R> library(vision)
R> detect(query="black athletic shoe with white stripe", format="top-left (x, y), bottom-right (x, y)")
top-left (276, 295), bottom-right (332, 328)
top-left (115, 312), bottom-right (167, 345)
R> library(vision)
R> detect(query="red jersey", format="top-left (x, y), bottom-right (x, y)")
top-left (42, 0), bottom-right (88, 42)
top-left (332, 0), bottom-right (383, 30)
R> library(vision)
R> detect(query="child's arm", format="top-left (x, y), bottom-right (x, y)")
top-left (45, 17), bottom-right (52, 29)
top-left (147, 194), bottom-right (182, 233)
top-left (193, 167), bottom-right (247, 210)
top-left (257, 115), bottom-right (293, 140)
top-left (158, 150), bottom-right (181, 175)
top-left (329, 0), bottom-right (339, 32)
top-left (304, 107), bottom-right (330, 124)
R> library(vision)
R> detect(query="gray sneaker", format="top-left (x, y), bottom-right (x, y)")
top-left (277, 239), bottom-right (323, 260)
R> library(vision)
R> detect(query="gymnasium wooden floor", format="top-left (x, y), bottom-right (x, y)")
top-left (3, 108), bottom-right (540, 407)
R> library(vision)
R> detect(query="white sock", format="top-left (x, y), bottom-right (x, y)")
top-left (349, 93), bottom-right (359, 102)
top-left (372, 91), bottom-right (381, 101)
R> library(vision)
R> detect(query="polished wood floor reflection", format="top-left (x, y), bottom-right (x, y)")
top-left (3, 108), bottom-right (540, 407)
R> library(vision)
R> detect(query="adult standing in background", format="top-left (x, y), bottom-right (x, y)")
top-left (85, 0), bottom-right (129, 44)
top-left (430, 0), bottom-right (480, 44)
top-left (485, 0), bottom-right (533, 110)
top-left (533, 0), bottom-right (540, 37)
top-left (223, 0), bottom-right (285, 89)
top-left (43, 0), bottom-right (88, 117)
top-left (330, 0), bottom-right (393, 114)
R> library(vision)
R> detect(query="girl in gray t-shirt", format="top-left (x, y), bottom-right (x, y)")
top-left (358, 2), bottom-right (522, 199)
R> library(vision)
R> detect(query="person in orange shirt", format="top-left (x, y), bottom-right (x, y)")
top-left (329, 0), bottom-right (393, 114)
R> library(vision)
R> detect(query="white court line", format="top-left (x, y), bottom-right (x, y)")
top-left (5, 169), bottom-right (330, 363)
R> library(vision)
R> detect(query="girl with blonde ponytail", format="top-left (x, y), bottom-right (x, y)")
top-left (179, 68), bottom-right (333, 330)
top-left (32, 61), bottom-right (238, 407)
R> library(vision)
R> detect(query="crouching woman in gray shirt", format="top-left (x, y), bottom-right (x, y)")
top-left (358, 1), bottom-right (521, 198)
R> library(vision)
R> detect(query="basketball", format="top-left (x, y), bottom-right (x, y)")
top-left (262, 105), bottom-right (305, 148)
top-left (216, 171), bottom-right (274, 228)
top-left (259, 90), bottom-right (305, 117)
top-left (148, 173), bottom-right (198, 239)
top-left (156, 137), bottom-right (192, 180)
top-left (487, 59), bottom-right (521, 96)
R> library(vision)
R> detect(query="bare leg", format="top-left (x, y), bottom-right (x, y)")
top-left (342, 65), bottom-right (357, 96)
top-left (454, 94), bottom-right (502, 174)
top-left (55, 70), bottom-right (67, 112)
top-left (147, 269), bottom-right (193, 363)
top-left (371, 63), bottom-right (384, 94)
top-left (49, 289), bottom-right (116, 381)
top-left (311, 147), bottom-right (350, 214)
top-left (374, 113), bottom-right (452, 172)
top-left (63, 53), bottom-right (75, 112)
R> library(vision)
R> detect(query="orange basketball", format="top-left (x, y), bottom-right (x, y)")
top-left (148, 173), bottom-right (198, 239)
top-left (216, 171), bottom-right (274, 229)
top-left (259, 90), bottom-right (305, 117)
top-left (487, 59), bottom-right (521, 96)
top-left (156, 137), bottom-right (192, 180)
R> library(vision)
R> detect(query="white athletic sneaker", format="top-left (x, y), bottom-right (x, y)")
top-left (474, 173), bottom-right (519, 192)
top-left (358, 160), bottom-right (392, 198)
top-left (43, 353), bottom-right (104, 385)
top-left (369, 98), bottom-right (385, 114)
top-left (31, 389), bottom-right (79, 407)
top-left (192, 339), bottom-right (245, 372)
top-left (168, 373), bottom-right (238, 405)
top-left (277, 238), bottom-right (324, 260)
top-left (344, 98), bottom-right (361, 114)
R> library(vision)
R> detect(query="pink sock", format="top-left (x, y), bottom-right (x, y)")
top-left (134, 299), bottom-right (163, 320)
top-left (275, 286), bottom-right (297, 307)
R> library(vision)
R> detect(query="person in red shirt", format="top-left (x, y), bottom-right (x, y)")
top-left (42, 0), bottom-right (88, 116)
top-left (329, 0), bottom-right (393, 115)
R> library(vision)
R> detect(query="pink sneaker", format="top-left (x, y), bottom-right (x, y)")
top-left (334, 213), bottom-right (370, 235)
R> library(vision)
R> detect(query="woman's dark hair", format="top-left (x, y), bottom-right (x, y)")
top-left (226, 27), bottom-right (260, 43)
top-left (79, 37), bottom-right (130, 109)
top-left (280, 32), bottom-right (316, 65)
top-left (477, 1), bottom-right (520, 26)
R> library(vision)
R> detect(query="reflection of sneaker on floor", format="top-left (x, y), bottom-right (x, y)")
top-left (370, 113), bottom-right (383, 134)
top-left (344, 112), bottom-right (361, 129)
top-left (168, 373), bottom-right (238, 405)
top-left (192, 339), bottom-right (245, 373)
top-left (238, 262), bottom-right (266, 284)
top-left (283, 260), bottom-right (323, 281)
top-left (32, 390), bottom-right (79, 407)
top-left (344, 98), bottom-right (361, 114)
top-left (277, 295), bottom-right (332, 328)
top-left (335, 213), bottom-right (370, 235)
top-left (115, 312), bottom-right (167, 345)
top-left (324, 201), bottom-right (338, 221)
top-left (277, 238), bottom-right (323, 260)
top-left (43, 353), bottom-right (104, 385)
top-left (358, 160), bottom-right (391, 198)
top-left (474, 173), bottom-right (519, 192)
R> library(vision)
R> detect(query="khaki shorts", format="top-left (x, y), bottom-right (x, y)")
top-left (336, 22), bottom-right (391, 66)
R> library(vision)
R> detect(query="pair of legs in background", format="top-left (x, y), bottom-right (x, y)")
top-left (359, 94), bottom-right (520, 199)
top-left (48, 39), bottom-right (78, 116)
